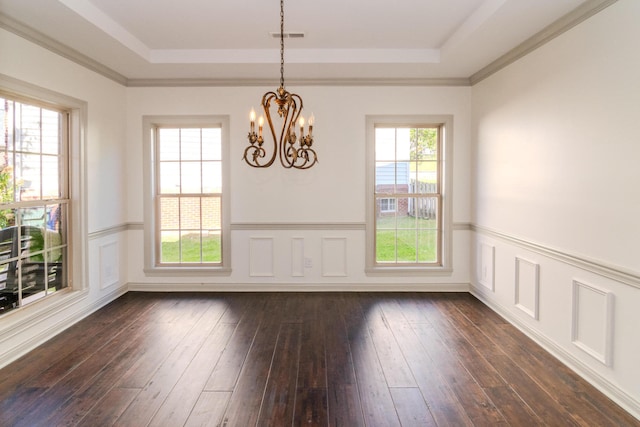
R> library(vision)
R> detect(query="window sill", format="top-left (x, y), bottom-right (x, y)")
top-left (143, 267), bottom-right (232, 277)
top-left (365, 266), bottom-right (453, 277)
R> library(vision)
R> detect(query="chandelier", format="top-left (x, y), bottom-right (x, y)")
top-left (243, 0), bottom-right (318, 169)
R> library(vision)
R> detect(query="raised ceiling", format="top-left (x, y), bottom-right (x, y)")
top-left (0, 0), bottom-right (613, 85)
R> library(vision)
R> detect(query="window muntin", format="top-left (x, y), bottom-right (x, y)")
top-left (155, 125), bottom-right (223, 266)
top-left (374, 125), bottom-right (442, 266)
top-left (0, 96), bottom-right (68, 314)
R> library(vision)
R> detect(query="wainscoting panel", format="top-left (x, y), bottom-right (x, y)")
top-left (249, 237), bottom-right (274, 277)
top-left (471, 226), bottom-right (640, 420)
top-left (478, 242), bottom-right (495, 291)
top-left (99, 241), bottom-right (120, 289)
top-left (291, 237), bottom-right (305, 277)
top-left (321, 237), bottom-right (348, 277)
top-left (515, 257), bottom-right (540, 320)
top-left (571, 280), bottom-right (614, 366)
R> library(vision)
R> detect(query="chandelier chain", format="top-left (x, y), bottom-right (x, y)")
top-left (280, 0), bottom-right (285, 89)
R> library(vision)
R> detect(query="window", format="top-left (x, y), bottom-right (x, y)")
top-left (379, 198), bottom-right (396, 213)
top-left (143, 116), bottom-right (230, 274)
top-left (0, 94), bottom-right (69, 313)
top-left (366, 115), bottom-right (453, 274)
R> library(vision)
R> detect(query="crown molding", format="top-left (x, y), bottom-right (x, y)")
top-left (0, 13), bottom-right (128, 86)
top-left (126, 77), bottom-right (471, 88)
top-left (470, 0), bottom-right (618, 85)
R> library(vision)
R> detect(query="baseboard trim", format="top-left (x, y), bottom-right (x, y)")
top-left (127, 281), bottom-right (470, 293)
top-left (0, 286), bottom-right (127, 369)
top-left (470, 285), bottom-right (640, 421)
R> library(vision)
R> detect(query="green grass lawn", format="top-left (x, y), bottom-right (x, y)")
top-left (376, 216), bottom-right (438, 263)
top-left (161, 232), bottom-right (221, 263)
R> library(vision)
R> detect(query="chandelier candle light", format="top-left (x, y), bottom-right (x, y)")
top-left (243, 0), bottom-right (318, 169)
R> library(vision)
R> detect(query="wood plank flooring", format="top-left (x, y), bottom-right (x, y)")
top-left (0, 292), bottom-right (637, 426)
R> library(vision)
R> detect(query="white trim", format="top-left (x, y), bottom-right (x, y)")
top-left (231, 222), bottom-right (365, 231)
top-left (88, 223), bottom-right (128, 240)
top-left (571, 280), bottom-right (615, 366)
top-left (514, 257), bottom-right (540, 320)
top-left (472, 224), bottom-right (640, 289)
top-left (127, 78), bottom-right (472, 88)
top-left (127, 282), bottom-right (470, 292)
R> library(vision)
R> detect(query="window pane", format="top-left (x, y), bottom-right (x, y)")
top-left (395, 162), bottom-right (410, 193)
top-left (202, 197), bottom-right (221, 230)
top-left (202, 230), bottom-right (221, 263)
top-left (417, 229), bottom-right (438, 263)
top-left (42, 155), bottom-right (60, 199)
top-left (42, 110), bottom-right (60, 155)
top-left (159, 161), bottom-right (180, 194)
top-left (160, 197), bottom-right (179, 230)
top-left (180, 230), bottom-right (201, 263)
top-left (396, 228), bottom-right (417, 262)
top-left (17, 104), bottom-right (41, 153)
top-left (202, 162), bottom-right (221, 194)
top-left (160, 230), bottom-right (180, 263)
top-left (181, 162), bottom-right (202, 193)
top-left (202, 128), bottom-right (221, 160)
top-left (375, 128), bottom-right (395, 161)
top-left (411, 197), bottom-right (438, 222)
top-left (159, 129), bottom-right (179, 161)
top-left (47, 246), bottom-right (66, 293)
top-left (375, 162), bottom-right (395, 194)
top-left (17, 153), bottom-right (41, 201)
top-left (376, 229), bottom-right (396, 262)
top-left (180, 197), bottom-right (200, 230)
top-left (180, 129), bottom-right (201, 161)
top-left (395, 128), bottom-right (412, 161)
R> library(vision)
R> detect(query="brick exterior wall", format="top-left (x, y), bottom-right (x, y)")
top-left (160, 196), bottom-right (221, 232)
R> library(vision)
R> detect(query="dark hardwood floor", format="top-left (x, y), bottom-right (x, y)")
top-left (0, 292), bottom-right (637, 426)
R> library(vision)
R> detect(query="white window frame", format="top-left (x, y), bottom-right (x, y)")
top-left (365, 115), bottom-right (453, 276)
top-left (142, 116), bottom-right (230, 275)
top-left (0, 74), bottom-right (88, 307)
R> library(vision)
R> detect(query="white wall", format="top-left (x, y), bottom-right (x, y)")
top-left (0, 28), bottom-right (129, 367)
top-left (125, 85), bottom-right (472, 289)
top-left (471, 0), bottom-right (640, 417)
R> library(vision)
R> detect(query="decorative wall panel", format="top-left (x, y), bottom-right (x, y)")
top-left (515, 257), bottom-right (539, 320)
top-left (99, 241), bottom-right (119, 289)
top-left (478, 242), bottom-right (495, 291)
top-left (321, 237), bottom-right (347, 277)
top-left (291, 237), bottom-right (305, 277)
top-left (571, 280), bottom-right (614, 366)
top-left (249, 237), bottom-right (274, 277)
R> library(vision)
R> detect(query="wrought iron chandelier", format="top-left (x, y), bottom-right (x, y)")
top-left (243, 0), bottom-right (318, 169)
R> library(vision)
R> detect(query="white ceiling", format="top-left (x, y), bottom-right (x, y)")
top-left (0, 0), bottom-right (601, 84)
